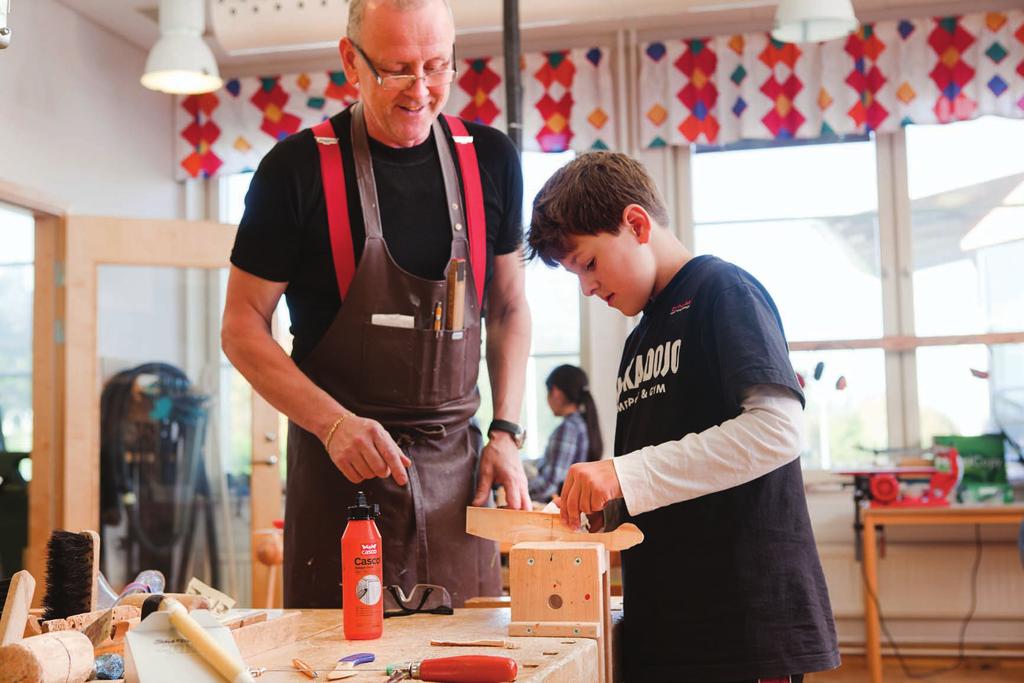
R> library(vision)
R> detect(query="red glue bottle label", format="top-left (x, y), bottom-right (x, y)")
top-left (342, 490), bottom-right (383, 639)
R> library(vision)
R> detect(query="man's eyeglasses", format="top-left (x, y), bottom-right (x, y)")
top-left (351, 40), bottom-right (457, 92)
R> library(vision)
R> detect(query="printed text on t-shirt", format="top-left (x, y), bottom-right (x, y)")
top-left (616, 339), bottom-right (681, 412)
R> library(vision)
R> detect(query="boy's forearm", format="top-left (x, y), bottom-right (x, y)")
top-left (613, 384), bottom-right (803, 516)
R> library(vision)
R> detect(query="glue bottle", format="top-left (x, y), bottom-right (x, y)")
top-left (341, 490), bottom-right (383, 639)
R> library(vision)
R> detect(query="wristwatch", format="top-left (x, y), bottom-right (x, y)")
top-left (488, 419), bottom-right (526, 449)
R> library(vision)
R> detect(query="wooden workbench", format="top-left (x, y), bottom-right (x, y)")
top-left (861, 504), bottom-right (1024, 683)
top-left (246, 608), bottom-right (605, 681)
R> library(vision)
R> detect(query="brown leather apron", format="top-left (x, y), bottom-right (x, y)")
top-left (283, 104), bottom-right (501, 609)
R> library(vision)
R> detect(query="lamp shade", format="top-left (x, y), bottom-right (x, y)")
top-left (141, 0), bottom-right (223, 94)
top-left (771, 0), bottom-right (858, 44)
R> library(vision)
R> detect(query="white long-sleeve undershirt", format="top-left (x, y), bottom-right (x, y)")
top-left (612, 383), bottom-right (803, 517)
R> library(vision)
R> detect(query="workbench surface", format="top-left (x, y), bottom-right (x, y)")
top-left (246, 608), bottom-right (601, 682)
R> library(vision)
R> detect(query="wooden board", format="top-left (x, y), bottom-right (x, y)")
top-left (0, 571), bottom-right (35, 646)
top-left (245, 609), bottom-right (599, 682)
top-left (466, 507), bottom-right (643, 551)
top-left (232, 610), bottom-right (303, 660)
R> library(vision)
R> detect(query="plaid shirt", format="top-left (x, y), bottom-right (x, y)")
top-left (528, 412), bottom-right (589, 502)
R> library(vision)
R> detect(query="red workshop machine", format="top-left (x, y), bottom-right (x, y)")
top-left (836, 445), bottom-right (962, 559)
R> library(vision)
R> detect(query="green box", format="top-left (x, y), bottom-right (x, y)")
top-left (934, 434), bottom-right (1015, 504)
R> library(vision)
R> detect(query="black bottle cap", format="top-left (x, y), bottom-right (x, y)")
top-left (348, 491), bottom-right (379, 520)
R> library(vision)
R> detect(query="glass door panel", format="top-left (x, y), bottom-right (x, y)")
top-left (0, 202), bottom-right (34, 577)
top-left (96, 265), bottom-right (258, 604)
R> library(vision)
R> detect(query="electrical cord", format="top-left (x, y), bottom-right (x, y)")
top-left (860, 524), bottom-right (983, 679)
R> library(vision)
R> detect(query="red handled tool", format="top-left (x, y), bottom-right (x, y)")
top-left (251, 654), bottom-right (518, 682)
top-left (387, 655), bottom-right (518, 682)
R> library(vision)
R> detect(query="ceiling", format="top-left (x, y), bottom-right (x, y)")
top-left (53, 0), bottom-right (991, 73)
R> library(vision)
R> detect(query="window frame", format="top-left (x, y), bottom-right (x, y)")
top-left (681, 126), bottom-right (1024, 465)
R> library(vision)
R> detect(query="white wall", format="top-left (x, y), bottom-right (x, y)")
top-left (0, 0), bottom-right (180, 219)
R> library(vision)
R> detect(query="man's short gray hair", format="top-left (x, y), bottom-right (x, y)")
top-left (347, 0), bottom-right (453, 43)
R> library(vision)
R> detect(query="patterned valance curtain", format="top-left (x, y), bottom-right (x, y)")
top-left (176, 47), bottom-right (616, 179)
top-left (639, 10), bottom-right (1024, 149)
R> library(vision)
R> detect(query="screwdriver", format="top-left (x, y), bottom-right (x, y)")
top-left (250, 654), bottom-right (518, 682)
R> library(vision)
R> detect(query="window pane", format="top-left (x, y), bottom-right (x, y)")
top-left (0, 203), bottom-right (34, 452)
top-left (693, 140), bottom-right (878, 223)
top-left (477, 150), bottom-right (580, 457)
top-left (525, 354), bottom-right (581, 459)
top-left (791, 349), bottom-right (888, 470)
top-left (917, 344), bottom-right (1024, 476)
top-left (693, 140), bottom-right (882, 341)
top-left (223, 172), bottom-right (255, 225)
top-left (906, 117), bottom-right (1024, 336)
top-left (526, 260), bottom-right (579, 355)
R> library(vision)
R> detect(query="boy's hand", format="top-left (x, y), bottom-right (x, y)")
top-left (558, 460), bottom-right (623, 530)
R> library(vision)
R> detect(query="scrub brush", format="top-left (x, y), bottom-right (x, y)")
top-left (41, 530), bottom-right (100, 621)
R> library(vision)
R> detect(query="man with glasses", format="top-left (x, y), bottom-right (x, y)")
top-left (222, 0), bottom-right (530, 609)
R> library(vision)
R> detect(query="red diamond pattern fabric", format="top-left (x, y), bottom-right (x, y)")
top-left (639, 8), bottom-right (1024, 148)
top-left (176, 47), bottom-right (617, 178)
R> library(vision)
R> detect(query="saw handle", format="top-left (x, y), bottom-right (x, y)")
top-left (417, 655), bottom-right (518, 682)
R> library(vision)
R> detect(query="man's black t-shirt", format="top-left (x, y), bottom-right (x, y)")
top-left (614, 255), bottom-right (839, 681)
top-left (231, 106), bottom-right (523, 364)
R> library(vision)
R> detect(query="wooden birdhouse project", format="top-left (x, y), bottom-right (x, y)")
top-left (466, 507), bottom-right (643, 683)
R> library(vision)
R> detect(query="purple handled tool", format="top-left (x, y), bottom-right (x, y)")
top-left (338, 652), bottom-right (375, 667)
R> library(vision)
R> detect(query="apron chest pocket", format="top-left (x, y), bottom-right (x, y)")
top-left (359, 322), bottom-right (417, 405)
top-left (359, 323), bottom-right (470, 407)
top-left (414, 328), bottom-right (469, 405)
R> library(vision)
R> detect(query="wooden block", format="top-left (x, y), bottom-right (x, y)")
top-left (221, 610), bottom-right (268, 630)
top-left (0, 631), bottom-right (94, 683)
top-left (445, 258), bottom-right (466, 330)
top-left (24, 609), bottom-right (43, 638)
top-left (232, 610), bottom-right (302, 659)
top-left (463, 596), bottom-right (511, 609)
top-left (508, 622), bottom-right (600, 638)
top-left (509, 542), bottom-right (610, 682)
top-left (466, 507), bottom-right (643, 551)
top-left (118, 593), bottom-right (209, 611)
top-left (509, 542), bottom-right (605, 627)
top-left (1, 570), bottom-right (35, 646)
top-left (84, 531), bottom-right (100, 614)
top-left (430, 638), bottom-right (518, 649)
top-left (92, 617), bottom-right (140, 658)
top-left (40, 605), bottom-right (139, 633)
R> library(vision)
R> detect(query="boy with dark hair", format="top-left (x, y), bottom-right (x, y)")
top-left (528, 151), bottom-right (839, 683)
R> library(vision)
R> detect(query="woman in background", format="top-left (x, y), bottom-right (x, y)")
top-left (528, 365), bottom-right (603, 503)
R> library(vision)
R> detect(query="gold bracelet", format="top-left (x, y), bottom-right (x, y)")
top-left (323, 413), bottom-right (348, 452)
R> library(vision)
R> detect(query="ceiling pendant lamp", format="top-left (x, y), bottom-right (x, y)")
top-left (141, 0), bottom-right (223, 94)
top-left (771, 0), bottom-right (859, 44)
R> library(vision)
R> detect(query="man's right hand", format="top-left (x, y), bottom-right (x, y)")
top-left (325, 414), bottom-right (411, 486)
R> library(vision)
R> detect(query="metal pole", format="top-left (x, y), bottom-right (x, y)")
top-left (503, 0), bottom-right (522, 152)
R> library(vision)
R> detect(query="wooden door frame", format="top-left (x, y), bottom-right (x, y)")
top-left (9, 175), bottom-right (283, 605)
top-left (2, 179), bottom-right (67, 593)
top-left (26, 215), bottom-right (246, 592)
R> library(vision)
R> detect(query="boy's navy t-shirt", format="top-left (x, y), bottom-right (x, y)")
top-left (614, 255), bottom-right (839, 682)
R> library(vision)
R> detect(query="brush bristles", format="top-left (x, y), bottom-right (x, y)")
top-left (42, 531), bottom-right (96, 621)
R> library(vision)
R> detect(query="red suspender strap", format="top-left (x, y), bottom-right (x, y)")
top-left (311, 119), bottom-right (357, 301)
top-left (444, 115), bottom-right (487, 309)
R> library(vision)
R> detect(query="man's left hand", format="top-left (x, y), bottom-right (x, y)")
top-left (559, 459), bottom-right (623, 530)
top-left (472, 431), bottom-right (531, 510)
